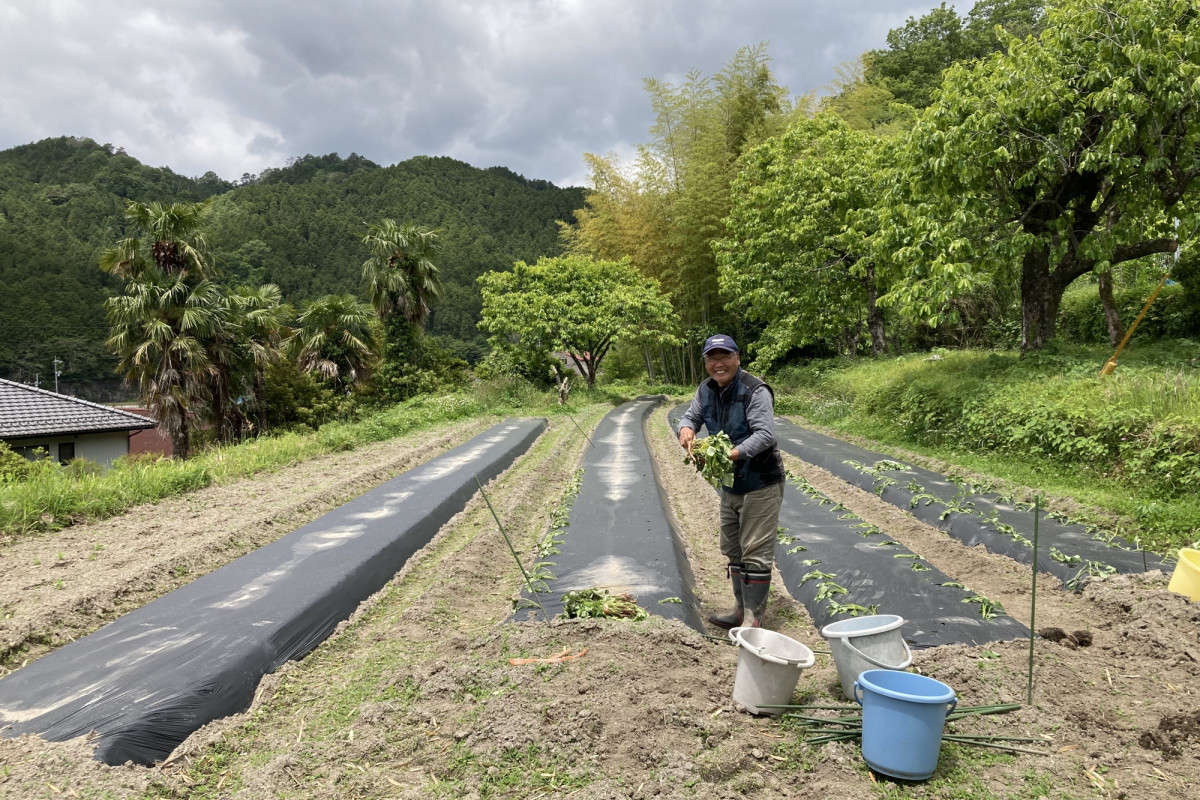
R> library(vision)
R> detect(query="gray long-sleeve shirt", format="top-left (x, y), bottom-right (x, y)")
top-left (678, 371), bottom-right (777, 459)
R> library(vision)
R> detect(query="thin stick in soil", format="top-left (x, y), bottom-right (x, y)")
top-left (475, 476), bottom-right (549, 621)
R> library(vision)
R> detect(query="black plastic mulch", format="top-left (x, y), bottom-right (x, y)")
top-left (773, 418), bottom-right (1166, 590)
top-left (667, 403), bottom-right (1027, 647)
top-left (775, 476), bottom-right (1029, 647)
top-left (513, 397), bottom-right (704, 631)
top-left (0, 418), bottom-right (547, 766)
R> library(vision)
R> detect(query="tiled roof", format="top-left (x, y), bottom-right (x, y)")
top-left (0, 378), bottom-right (157, 439)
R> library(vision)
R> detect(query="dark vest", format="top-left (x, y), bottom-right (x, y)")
top-left (698, 369), bottom-right (785, 494)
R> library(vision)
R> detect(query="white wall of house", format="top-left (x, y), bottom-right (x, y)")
top-left (6, 431), bottom-right (131, 468)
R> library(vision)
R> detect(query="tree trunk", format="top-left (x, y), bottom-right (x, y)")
top-left (1097, 271), bottom-right (1125, 347)
top-left (864, 264), bottom-right (887, 357)
top-left (1020, 247), bottom-right (1059, 352)
top-left (170, 426), bottom-right (189, 460)
top-left (642, 345), bottom-right (655, 382)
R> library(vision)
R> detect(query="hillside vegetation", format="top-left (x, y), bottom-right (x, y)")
top-left (0, 138), bottom-right (583, 387)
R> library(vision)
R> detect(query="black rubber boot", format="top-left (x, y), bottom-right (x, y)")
top-left (741, 569), bottom-right (772, 628)
top-left (707, 563), bottom-right (744, 629)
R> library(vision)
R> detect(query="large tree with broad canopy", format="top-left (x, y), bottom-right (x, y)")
top-left (882, 0), bottom-right (1200, 352)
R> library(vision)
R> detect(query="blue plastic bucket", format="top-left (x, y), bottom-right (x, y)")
top-left (854, 669), bottom-right (957, 780)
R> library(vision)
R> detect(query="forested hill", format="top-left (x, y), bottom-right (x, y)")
top-left (0, 136), bottom-right (584, 389)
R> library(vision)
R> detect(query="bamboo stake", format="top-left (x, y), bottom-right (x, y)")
top-left (1028, 494), bottom-right (1041, 705)
top-left (475, 476), bottom-right (550, 621)
top-left (566, 415), bottom-right (596, 449)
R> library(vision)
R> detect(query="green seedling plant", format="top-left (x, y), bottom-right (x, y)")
top-left (909, 491), bottom-right (941, 508)
top-left (815, 581), bottom-right (848, 603)
top-left (853, 523), bottom-right (884, 537)
top-left (1049, 547), bottom-right (1082, 565)
top-left (786, 544), bottom-right (808, 554)
top-left (826, 600), bottom-right (879, 617)
top-left (1067, 560), bottom-right (1118, 591)
top-left (800, 570), bottom-right (836, 584)
top-left (963, 593), bottom-right (1003, 620)
top-left (686, 432), bottom-right (735, 488)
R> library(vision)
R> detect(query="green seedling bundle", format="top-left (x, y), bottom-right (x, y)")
top-left (686, 432), bottom-right (736, 488)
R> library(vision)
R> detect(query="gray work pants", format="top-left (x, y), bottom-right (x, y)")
top-left (718, 481), bottom-right (784, 572)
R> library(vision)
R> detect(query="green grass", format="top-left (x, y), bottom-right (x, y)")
top-left (772, 343), bottom-right (1200, 555)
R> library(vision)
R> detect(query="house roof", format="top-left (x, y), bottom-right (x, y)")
top-left (0, 378), bottom-right (157, 440)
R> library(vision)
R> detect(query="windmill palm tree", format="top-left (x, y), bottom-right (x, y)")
top-left (290, 294), bottom-right (377, 392)
top-left (100, 200), bottom-right (214, 281)
top-left (360, 220), bottom-right (442, 403)
top-left (100, 200), bottom-right (224, 457)
top-left (227, 284), bottom-right (292, 432)
top-left (360, 220), bottom-right (442, 327)
top-left (104, 276), bottom-right (228, 459)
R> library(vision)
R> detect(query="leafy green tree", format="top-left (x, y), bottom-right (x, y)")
top-left (866, 0), bottom-right (1046, 109)
top-left (819, 58), bottom-right (913, 135)
top-left (884, 0), bottom-right (1199, 352)
top-left (478, 255), bottom-right (680, 388)
top-left (718, 115), bottom-right (893, 366)
top-left (289, 293), bottom-right (377, 392)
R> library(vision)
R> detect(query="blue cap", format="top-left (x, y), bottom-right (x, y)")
top-left (701, 334), bottom-right (739, 356)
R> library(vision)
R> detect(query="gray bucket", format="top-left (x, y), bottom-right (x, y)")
top-left (820, 614), bottom-right (912, 699)
top-left (728, 627), bottom-right (816, 715)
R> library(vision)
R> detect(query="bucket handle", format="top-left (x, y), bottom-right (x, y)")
top-left (855, 682), bottom-right (958, 714)
top-left (729, 628), bottom-right (814, 668)
top-left (839, 633), bottom-right (913, 671)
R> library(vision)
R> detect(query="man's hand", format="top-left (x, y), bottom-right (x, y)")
top-left (730, 448), bottom-right (741, 461)
top-left (678, 426), bottom-right (695, 452)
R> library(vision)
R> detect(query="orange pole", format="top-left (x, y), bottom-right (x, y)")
top-left (1100, 271), bottom-right (1171, 376)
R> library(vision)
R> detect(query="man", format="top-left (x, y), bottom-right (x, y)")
top-left (677, 334), bottom-right (785, 629)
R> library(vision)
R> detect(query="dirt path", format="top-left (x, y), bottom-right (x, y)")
top-left (1, 407), bottom-right (1198, 800)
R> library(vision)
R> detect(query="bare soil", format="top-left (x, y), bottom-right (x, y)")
top-left (1, 407), bottom-right (1198, 800)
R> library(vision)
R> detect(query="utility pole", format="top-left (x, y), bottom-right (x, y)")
top-left (53, 357), bottom-right (63, 394)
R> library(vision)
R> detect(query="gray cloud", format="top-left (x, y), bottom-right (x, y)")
top-left (0, 0), bottom-right (940, 187)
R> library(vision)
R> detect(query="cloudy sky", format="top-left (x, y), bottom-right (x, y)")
top-left (0, 0), bottom-right (943, 188)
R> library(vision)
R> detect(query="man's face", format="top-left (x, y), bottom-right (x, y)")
top-left (704, 349), bottom-right (740, 386)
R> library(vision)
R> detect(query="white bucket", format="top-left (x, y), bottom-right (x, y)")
top-left (820, 614), bottom-right (913, 700)
top-left (729, 627), bottom-right (816, 715)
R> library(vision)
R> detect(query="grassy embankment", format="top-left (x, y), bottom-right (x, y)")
top-left (771, 342), bottom-right (1200, 556)
top-left (0, 379), bottom-right (671, 538)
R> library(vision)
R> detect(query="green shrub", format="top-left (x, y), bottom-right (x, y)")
top-left (0, 442), bottom-right (31, 484)
top-left (782, 348), bottom-right (1200, 497)
top-left (1058, 282), bottom-right (1197, 344)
